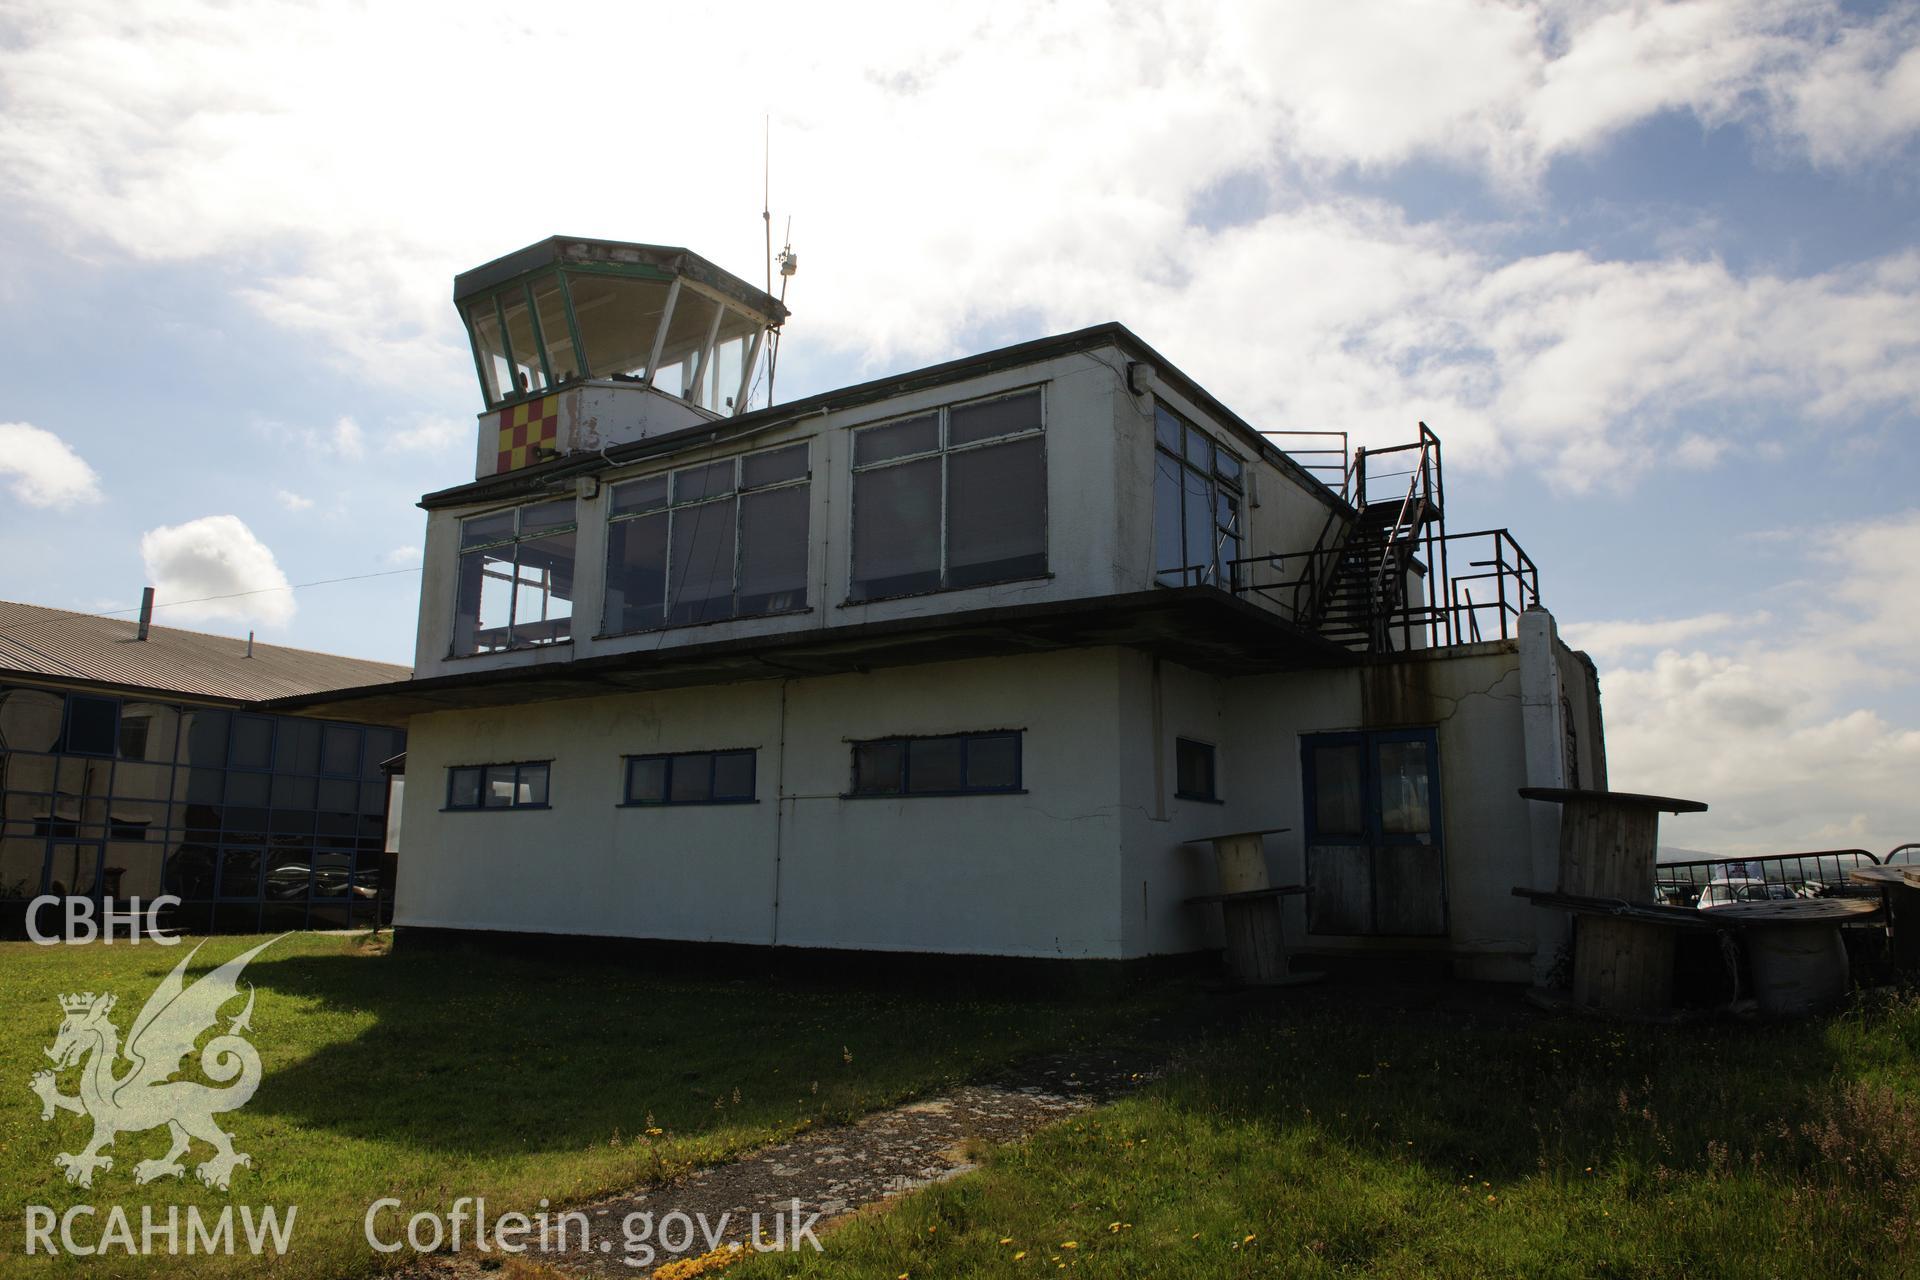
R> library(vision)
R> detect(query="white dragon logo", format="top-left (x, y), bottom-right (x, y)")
top-left (29, 937), bottom-right (280, 1191)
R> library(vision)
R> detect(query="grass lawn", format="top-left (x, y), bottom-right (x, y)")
top-left (0, 932), bottom-right (1165, 1279)
top-left (736, 983), bottom-right (1920, 1280)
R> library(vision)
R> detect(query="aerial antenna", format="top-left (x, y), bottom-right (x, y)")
top-left (759, 115), bottom-right (797, 407)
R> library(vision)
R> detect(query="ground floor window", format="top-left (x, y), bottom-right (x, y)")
top-left (622, 750), bottom-right (757, 806)
top-left (446, 762), bottom-right (551, 810)
top-left (1175, 737), bottom-right (1218, 801)
top-left (848, 731), bottom-right (1022, 797)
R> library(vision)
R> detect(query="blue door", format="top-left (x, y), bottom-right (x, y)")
top-left (1301, 728), bottom-right (1446, 936)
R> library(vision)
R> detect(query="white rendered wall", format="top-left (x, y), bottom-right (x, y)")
top-left (394, 648), bottom-right (1129, 958)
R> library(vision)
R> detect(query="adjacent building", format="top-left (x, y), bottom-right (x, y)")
top-left (0, 600), bottom-right (409, 936)
top-left (284, 236), bottom-right (1606, 981)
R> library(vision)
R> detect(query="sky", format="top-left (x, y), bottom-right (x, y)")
top-left (0, 0), bottom-right (1916, 855)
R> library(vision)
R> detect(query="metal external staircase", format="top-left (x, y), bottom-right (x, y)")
top-left (1237, 423), bottom-right (1540, 652)
top-left (1305, 424), bottom-right (1443, 652)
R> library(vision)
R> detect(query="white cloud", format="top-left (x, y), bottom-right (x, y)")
top-left (1562, 611), bottom-right (1770, 661)
top-left (139, 514), bottom-right (294, 626)
top-left (326, 416), bottom-right (364, 460)
top-left (382, 544), bottom-right (421, 567)
top-left (386, 415), bottom-right (466, 454)
top-left (276, 488), bottom-right (314, 511)
top-left (0, 1), bottom-right (1912, 471)
top-left (1590, 510), bottom-right (1920, 855)
top-left (0, 421), bottom-right (103, 508)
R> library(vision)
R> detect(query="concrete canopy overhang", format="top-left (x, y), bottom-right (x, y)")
top-left (265, 589), bottom-right (1349, 727)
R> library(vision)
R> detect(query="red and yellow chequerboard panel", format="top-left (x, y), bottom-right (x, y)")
top-left (495, 395), bottom-right (560, 473)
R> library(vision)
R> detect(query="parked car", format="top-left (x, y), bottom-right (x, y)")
top-left (1695, 878), bottom-right (1796, 909)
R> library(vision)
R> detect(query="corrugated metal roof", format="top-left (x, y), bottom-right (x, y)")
top-left (0, 600), bottom-right (412, 704)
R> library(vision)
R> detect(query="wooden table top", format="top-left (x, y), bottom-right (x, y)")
top-left (1708, 897), bottom-right (1884, 925)
top-left (1850, 865), bottom-right (1920, 888)
top-left (1185, 884), bottom-right (1307, 906)
top-left (1518, 787), bottom-right (1709, 813)
top-left (1192, 828), bottom-right (1291, 842)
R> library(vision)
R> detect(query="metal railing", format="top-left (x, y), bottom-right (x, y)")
top-left (1201, 526), bottom-right (1539, 646)
top-left (1885, 843), bottom-right (1919, 866)
top-left (1653, 849), bottom-right (1882, 906)
top-left (1264, 430), bottom-right (1349, 499)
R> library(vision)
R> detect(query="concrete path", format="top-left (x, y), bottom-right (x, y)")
top-left (405, 1047), bottom-right (1162, 1278)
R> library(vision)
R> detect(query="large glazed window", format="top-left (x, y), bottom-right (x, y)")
top-left (603, 443), bottom-right (811, 635)
top-left (452, 498), bottom-right (577, 655)
top-left (1153, 403), bottom-right (1243, 588)
top-left (848, 388), bottom-right (1046, 602)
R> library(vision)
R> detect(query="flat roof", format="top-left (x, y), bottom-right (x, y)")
top-left (419, 321), bottom-right (1348, 515)
top-left (0, 599), bottom-right (412, 705)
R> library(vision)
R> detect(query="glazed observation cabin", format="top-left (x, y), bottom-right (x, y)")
top-left (455, 238), bottom-right (788, 480)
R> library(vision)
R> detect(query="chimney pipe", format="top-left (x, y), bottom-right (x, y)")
top-left (136, 587), bottom-right (154, 641)
top-left (245, 631), bottom-right (254, 658)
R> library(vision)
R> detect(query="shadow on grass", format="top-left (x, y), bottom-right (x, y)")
top-left (235, 938), bottom-right (1165, 1160)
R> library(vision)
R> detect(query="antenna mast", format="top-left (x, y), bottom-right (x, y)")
top-left (761, 117), bottom-right (797, 407)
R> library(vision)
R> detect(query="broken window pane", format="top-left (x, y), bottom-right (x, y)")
top-left (529, 274), bottom-right (578, 382)
top-left (947, 436), bottom-right (1046, 588)
top-left (454, 503), bottom-right (576, 654)
top-left (467, 300), bottom-right (514, 405)
top-left (604, 510), bottom-right (668, 633)
top-left (568, 273), bottom-right (672, 379)
top-left (668, 501), bottom-right (736, 626)
top-left (482, 765), bottom-right (517, 808)
top-left (949, 390), bottom-right (1041, 446)
top-left (512, 531), bottom-right (576, 645)
top-left (738, 486), bottom-right (809, 615)
top-left (850, 457), bottom-right (941, 600)
top-left (497, 288), bottom-right (547, 396)
top-left (854, 414), bottom-right (939, 466)
top-left (652, 290), bottom-right (720, 402)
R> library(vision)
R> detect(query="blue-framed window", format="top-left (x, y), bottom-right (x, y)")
top-left (1175, 737), bottom-right (1218, 802)
top-left (1302, 728), bottom-right (1441, 846)
top-left (1153, 402), bottom-right (1243, 589)
top-left (446, 761), bottom-right (551, 811)
top-left (848, 731), bottom-right (1023, 797)
top-left (622, 750), bottom-right (757, 806)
